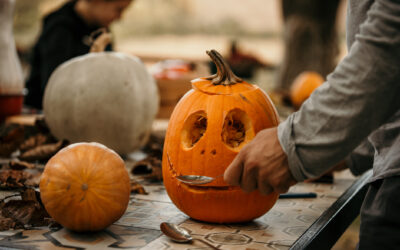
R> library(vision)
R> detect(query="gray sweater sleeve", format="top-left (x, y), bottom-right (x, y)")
top-left (345, 139), bottom-right (374, 176)
top-left (277, 0), bottom-right (400, 182)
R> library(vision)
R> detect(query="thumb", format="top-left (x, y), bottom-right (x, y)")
top-left (224, 152), bottom-right (244, 186)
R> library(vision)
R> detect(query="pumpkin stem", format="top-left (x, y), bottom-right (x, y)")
top-left (206, 49), bottom-right (242, 86)
top-left (88, 28), bottom-right (112, 53)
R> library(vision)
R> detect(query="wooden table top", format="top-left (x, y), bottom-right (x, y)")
top-left (0, 115), bottom-right (371, 249)
top-left (0, 168), bottom-right (370, 250)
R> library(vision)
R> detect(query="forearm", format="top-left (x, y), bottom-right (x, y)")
top-left (278, 0), bottom-right (400, 181)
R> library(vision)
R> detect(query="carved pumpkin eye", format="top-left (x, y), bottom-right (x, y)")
top-left (222, 109), bottom-right (252, 150)
top-left (181, 111), bottom-right (207, 149)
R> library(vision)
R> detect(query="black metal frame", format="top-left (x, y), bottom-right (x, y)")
top-left (290, 170), bottom-right (373, 250)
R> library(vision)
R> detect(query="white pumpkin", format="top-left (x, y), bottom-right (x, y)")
top-left (43, 52), bottom-right (159, 154)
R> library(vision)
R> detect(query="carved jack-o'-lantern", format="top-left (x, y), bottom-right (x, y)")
top-left (162, 50), bottom-right (280, 223)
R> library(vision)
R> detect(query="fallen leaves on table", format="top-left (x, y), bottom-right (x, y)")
top-left (0, 118), bottom-right (64, 191)
top-left (0, 160), bottom-right (42, 189)
top-left (0, 188), bottom-right (56, 231)
top-left (131, 156), bottom-right (162, 181)
top-left (0, 216), bottom-right (15, 231)
top-left (142, 133), bottom-right (164, 159)
top-left (19, 134), bottom-right (49, 153)
top-left (130, 179), bottom-right (148, 195)
top-left (0, 117), bottom-right (68, 163)
top-left (0, 126), bottom-right (25, 157)
top-left (0, 170), bottom-right (34, 189)
top-left (9, 160), bottom-right (36, 170)
top-left (18, 140), bottom-right (67, 162)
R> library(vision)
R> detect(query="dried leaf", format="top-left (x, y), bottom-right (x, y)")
top-left (19, 134), bottom-right (49, 153)
top-left (130, 179), bottom-right (148, 195)
top-left (131, 161), bottom-right (153, 175)
top-left (2, 200), bottom-right (38, 225)
top-left (131, 156), bottom-right (162, 181)
top-left (20, 188), bottom-right (39, 202)
top-left (9, 160), bottom-right (36, 170)
top-left (46, 218), bottom-right (62, 230)
top-left (0, 170), bottom-right (33, 189)
top-left (24, 172), bottom-right (42, 187)
top-left (0, 126), bottom-right (25, 157)
top-left (142, 133), bottom-right (164, 158)
top-left (34, 116), bottom-right (50, 134)
top-left (0, 189), bottom-right (51, 231)
top-left (0, 216), bottom-right (16, 231)
top-left (19, 140), bottom-right (66, 162)
top-left (146, 166), bottom-right (163, 181)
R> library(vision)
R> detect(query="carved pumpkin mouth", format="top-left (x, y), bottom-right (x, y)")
top-left (180, 182), bottom-right (242, 192)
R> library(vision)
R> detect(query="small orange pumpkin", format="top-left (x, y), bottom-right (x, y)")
top-left (290, 71), bottom-right (324, 109)
top-left (162, 50), bottom-right (280, 223)
top-left (40, 142), bottom-right (130, 232)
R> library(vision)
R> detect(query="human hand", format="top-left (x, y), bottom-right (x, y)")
top-left (224, 127), bottom-right (297, 195)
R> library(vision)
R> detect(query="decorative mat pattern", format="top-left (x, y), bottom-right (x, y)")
top-left (0, 172), bottom-right (356, 249)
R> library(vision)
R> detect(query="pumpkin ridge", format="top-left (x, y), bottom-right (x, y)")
top-left (44, 169), bottom-right (81, 193)
top-left (89, 185), bottom-right (130, 201)
top-left (49, 153), bottom-right (86, 184)
top-left (257, 91), bottom-right (280, 125)
top-left (86, 189), bottom-right (126, 219)
top-left (88, 167), bottom-right (129, 186)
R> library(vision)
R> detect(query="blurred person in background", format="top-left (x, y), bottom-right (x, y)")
top-left (224, 0), bottom-right (400, 248)
top-left (24, 0), bottom-right (133, 110)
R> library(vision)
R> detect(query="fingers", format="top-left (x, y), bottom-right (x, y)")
top-left (258, 178), bottom-right (273, 195)
top-left (240, 161), bottom-right (258, 193)
top-left (224, 151), bottom-right (258, 193)
top-left (224, 152), bottom-right (244, 186)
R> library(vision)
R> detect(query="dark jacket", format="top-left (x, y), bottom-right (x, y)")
top-left (25, 0), bottom-right (112, 109)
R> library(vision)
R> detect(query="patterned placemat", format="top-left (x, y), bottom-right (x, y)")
top-left (0, 171), bottom-right (356, 249)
